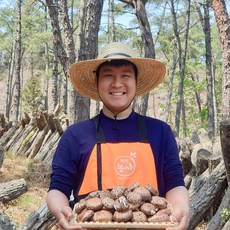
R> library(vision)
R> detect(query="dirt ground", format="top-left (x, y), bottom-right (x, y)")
top-left (0, 152), bottom-right (58, 229)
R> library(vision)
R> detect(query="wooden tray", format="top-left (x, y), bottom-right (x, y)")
top-left (69, 220), bottom-right (178, 229)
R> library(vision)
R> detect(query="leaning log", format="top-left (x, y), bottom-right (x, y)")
top-left (206, 185), bottom-right (230, 230)
top-left (34, 131), bottom-right (59, 162)
top-left (0, 146), bottom-right (4, 169)
top-left (28, 125), bottom-right (49, 159)
top-left (220, 120), bottom-right (230, 183)
top-left (222, 219), bottom-right (230, 230)
top-left (0, 212), bottom-right (17, 230)
top-left (19, 202), bottom-right (57, 230)
top-left (0, 125), bottom-right (19, 147)
top-left (187, 161), bottom-right (227, 230)
top-left (0, 178), bottom-right (27, 203)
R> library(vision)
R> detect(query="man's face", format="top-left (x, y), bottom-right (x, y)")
top-left (97, 64), bottom-right (137, 114)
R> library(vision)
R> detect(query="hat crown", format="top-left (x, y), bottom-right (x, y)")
top-left (97, 42), bottom-right (139, 59)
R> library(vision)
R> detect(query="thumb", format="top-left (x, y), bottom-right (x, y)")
top-left (61, 206), bottom-right (73, 219)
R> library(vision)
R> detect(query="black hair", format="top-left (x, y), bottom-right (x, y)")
top-left (94, 59), bottom-right (138, 79)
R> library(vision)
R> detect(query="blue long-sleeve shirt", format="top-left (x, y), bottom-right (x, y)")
top-left (49, 110), bottom-right (184, 199)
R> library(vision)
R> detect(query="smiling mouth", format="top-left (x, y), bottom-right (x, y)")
top-left (110, 92), bottom-right (125, 96)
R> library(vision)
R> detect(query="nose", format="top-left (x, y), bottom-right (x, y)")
top-left (111, 76), bottom-right (122, 87)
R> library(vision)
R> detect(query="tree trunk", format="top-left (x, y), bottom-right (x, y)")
top-left (69, 0), bottom-right (103, 124)
top-left (5, 39), bottom-right (15, 121)
top-left (171, 0), bottom-right (191, 136)
top-left (0, 178), bottom-right (27, 203)
top-left (165, 38), bottom-right (177, 123)
top-left (59, 0), bottom-right (76, 114)
top-left (12, 0), bottom-right (22, 122)
top-left (121, 0), bottom-right (155, 116)
top-left (212, 0), bottom-right (230, 120)
top-left (194, 0), bottom-right (216, 138)
top-left (190, 73), bottom-right (203, 123)
top-left (46, 0), bottom-right (69, 112)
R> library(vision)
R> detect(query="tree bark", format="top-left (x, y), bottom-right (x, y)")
top-left (19, 202), bottom-right (57, 230)
top-left (46, 0), bottom-right (69, 112)
top-left (0, 212), bottom-right (17, 230)
top-left (212, 0), bottom-right (230, 120)
top-left (207, 185), bottom-right (230, 230)
top-left (121, 0), bottom-right (155, 116)
top-left (59, 0), bottom-right (76, 114)
top-left (220, 119), bottom-right (230, 183)
top-left (28, 125), bottom-right (49, 159)
top-left (170, 0), bottom-right (191, 136)
top-left (188, 161), bottom-right (227, 230)
top-left (12, 0), bottom-right (22, 122)
top-left (0, 146), bottom-right (4, 169)
top-left (68, 0), bottom-right (103, 124)
top-left (0, 178), bottom-right (27, 203)
top-left (194, 0), bottom-right (216, 138)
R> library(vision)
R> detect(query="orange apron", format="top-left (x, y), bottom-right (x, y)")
top-left (78, 114), bottom-right (158, 196)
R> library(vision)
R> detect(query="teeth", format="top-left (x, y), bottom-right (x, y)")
top-left (111, 92), bottom-right (124, 96)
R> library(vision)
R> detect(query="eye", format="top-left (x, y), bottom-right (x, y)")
top-left (104, 74), bottom-right (113, 78)
top-left (122, 74), bottom-right (133, 79)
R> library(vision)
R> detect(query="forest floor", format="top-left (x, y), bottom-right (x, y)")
top-left (0, 152), bottom-right (58, 229)
top-left (0, 153), bottom-right (207, 230)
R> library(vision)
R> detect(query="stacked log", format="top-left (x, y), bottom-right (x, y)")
top-left (0, 105), bottom-right (68, 164)
top-left (0, 105), bottom-right (68, 229)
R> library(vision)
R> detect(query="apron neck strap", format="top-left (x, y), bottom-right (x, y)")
top-left (93, 113), bottom-right (148, 143)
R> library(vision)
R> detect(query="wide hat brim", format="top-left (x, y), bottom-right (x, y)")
top-left (69, 44), bottom-right (166, 101)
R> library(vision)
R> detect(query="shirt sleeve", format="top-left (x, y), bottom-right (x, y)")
top-left (163, 124), bottom-right (184, 193)
top-left (146, 118), bottom-right (184, 196)
top-left (49, 127), bottom-right (79, 199)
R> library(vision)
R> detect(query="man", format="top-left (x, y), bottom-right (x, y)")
top-left (46, 42), bottom-right (189, 230)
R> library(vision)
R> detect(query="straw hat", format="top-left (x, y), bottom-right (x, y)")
top-left (69, 42), bottom-right (166, 101)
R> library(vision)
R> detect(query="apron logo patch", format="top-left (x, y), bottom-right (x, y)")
top-left (114, 153), bottom-right (136, 177)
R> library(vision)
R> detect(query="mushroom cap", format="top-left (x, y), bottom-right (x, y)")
top-left (113, 209), bottom-right (133, 222)
top-left (111, 185), bottom-right (126, 199)
top-left (151, 196), bottom-right (168, 209)
top-left (145, 184), bottom-right (159, 196)
top-left (102, 197), bottom-right (115, 210)
top-left (74, 199), bottom-right (86, 214)
top-left (148, 213), bottom-right (170, 222)
top-left (140, 203), bottom-right (157, 216)
top-left (132, 211), bottom-right (147, 222)
top-left (126, 191), bottom-right (142, 204)
top-left (77, 209), bottom-right (94, 222)
top-left (114, 196), bottom-right (129, 211)
top-left (99, 189), bottom-right (113, 199)
top-left (133, 187), bottom-right (152, 201)
top-left (86, 197), bottom-right (103, 211)
top-left (93, 210), bottom-right (113, 222)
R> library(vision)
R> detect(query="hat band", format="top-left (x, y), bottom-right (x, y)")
top-left (103, 53), bottom-right (132, 58)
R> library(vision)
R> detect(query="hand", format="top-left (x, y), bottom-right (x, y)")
top-left (166, 207), bottom-right (189, 230)
top-left (57, 206), bottom-right (87, 230)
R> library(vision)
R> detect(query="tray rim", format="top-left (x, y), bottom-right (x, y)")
top-left (69, 221), bottom-right (178, 229)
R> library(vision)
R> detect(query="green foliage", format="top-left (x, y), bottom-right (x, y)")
top-left (220, 208), bottom-right (230, 224)
top-left (21, 75), bottom-right (45, 114)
